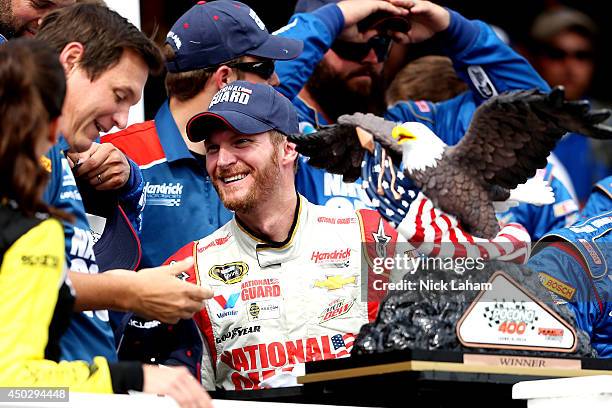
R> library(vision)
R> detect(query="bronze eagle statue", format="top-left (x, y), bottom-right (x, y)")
top-left (288, 87), bottom-right (612, 238)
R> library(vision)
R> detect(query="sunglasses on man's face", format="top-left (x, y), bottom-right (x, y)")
top-left (542, 45), bottom-right (594, 61)
top-left (331, 36), bottom-right (392, 63)
top-left (225, 60), bottom-right (276, 80)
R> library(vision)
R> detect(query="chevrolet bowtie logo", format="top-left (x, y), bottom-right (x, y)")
top-left (314, 275), bottom-right (356, 290)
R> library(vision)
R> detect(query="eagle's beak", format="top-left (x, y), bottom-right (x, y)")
top-left (392, 126), bottom-right (417, 144)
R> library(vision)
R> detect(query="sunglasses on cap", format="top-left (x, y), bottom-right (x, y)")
top-left (225, 60), bottom-right (276, 80)
top-left (542, 45), bottom-right (594, 61)
top-left (331, 36), bottom-right (392, 63)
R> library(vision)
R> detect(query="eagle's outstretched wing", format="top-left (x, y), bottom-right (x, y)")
top-left (447, 87), bottom-right (612, 190)
top-left (337, 113), bottom-right (403, 163)
top-left (287, 124), bottom-right (364, 182)
top-left (287, 113), bottom-right (402, 183)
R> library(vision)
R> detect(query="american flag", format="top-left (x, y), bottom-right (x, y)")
top-left (396, 192), bottom-right (531, 263)
top-left (331, 333), bottom-right (355, 357)
top-left (362, 147), bottom-right (531, 264)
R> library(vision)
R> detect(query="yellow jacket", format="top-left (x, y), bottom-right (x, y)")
top-left (0, 215), bottom-right (113, 393)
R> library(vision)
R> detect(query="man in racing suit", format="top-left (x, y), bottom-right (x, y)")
top-left (528, 177), bottom-right (611, 357)
top-left (164, 81), bottom-right (403, 390)
top-left (165, 80), bottom-right (533, 389)
top-left (274, 0), bottom-right (578, 239)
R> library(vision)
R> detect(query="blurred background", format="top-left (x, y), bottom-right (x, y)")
top-left (139, 0), bottom-right (611, 120)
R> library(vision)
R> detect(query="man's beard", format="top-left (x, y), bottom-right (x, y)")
top-left (305, 60), bottom-right (386, 122)
top-left (213, 148), bottom-right (281, 213)
top-left (0, 0), bottom-right (16, 39)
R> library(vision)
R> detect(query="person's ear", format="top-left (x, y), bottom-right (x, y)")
top-left (283, 139), bottom-right (299, 166)
top-left (212, 66), bottom-right (236, 89)
top-left (38, 118), bottom-right (60, 157)
top-left (58, 42), bottom-right (85, 78)
top-left (48, 118), bottom-right (60, 145)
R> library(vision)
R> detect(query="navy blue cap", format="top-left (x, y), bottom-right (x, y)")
top-left (165, 1), bottom-right (303, 73)
top-left (294, 0), bottom-right (338, 13)
top-left (186, 80), bottom-right (299, 142)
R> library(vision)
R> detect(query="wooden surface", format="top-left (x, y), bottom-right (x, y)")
top-left (299, 351), bottom-right (612, 384)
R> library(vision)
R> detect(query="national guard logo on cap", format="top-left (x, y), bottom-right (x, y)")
top-left (208, 84), bottom-right (253, 109)
top-left (209, 262), bottom-right (249, 284)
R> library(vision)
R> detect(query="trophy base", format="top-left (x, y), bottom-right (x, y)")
top-left (209, 351), bottom-right (610, 407)
top-left (300, 349), bottom-right (611, 385)
top-left (288, 350), bottom-right (610, 407)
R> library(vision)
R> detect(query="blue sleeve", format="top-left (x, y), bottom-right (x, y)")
top-left (385, 92), bottom-right (475, 146)
top-left (528, 245), bottom-right (598, 341)
top-left (385, 9), bottom-right (551, 142)
top-left (582, 191), bottom-right (612, 220)
top-left (581, 176), bottom-right (612, 219)
top-left (275, 4), bottom-right (344, 101)
top-left (385, 99), bottom-right (436, 127)
top-left (440, 9), bottom-right (550, 103)
top-left (43, 146), bottom-right (62, 206)
top-left (116, 157), bottom-right (144, 233)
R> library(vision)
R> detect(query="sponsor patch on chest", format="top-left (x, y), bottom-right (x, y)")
top-left (209, 262), bottom-right (249, 284)
top-left (247, 299), bottom-right (281, 321)
top-left (319, 298), bottom-right (355, 323)
top-left (241, 278), bottom-right (281, 300)
top-left (216, 325), bottom-right (261, 344)
top-left (313, 274), bottom-right (358, 290)
top-left (311, 248), bottom-right (351, 267)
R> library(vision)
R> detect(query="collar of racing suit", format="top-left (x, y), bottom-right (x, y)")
top-left (232, 193), bottom-right (306, 268)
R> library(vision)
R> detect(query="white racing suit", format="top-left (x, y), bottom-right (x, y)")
top-left (165, 195), bottom-right (402, 390)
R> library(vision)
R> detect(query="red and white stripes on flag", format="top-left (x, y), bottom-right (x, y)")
top-left (331, 333), bottom-right (356, 358)
top-left (397, 192), bottom-right (531, 263)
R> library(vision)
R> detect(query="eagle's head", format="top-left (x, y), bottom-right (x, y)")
top-left (391, 122), bottom-right (447, 172)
